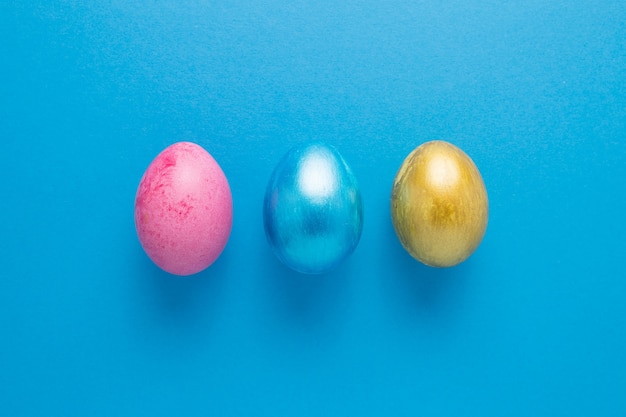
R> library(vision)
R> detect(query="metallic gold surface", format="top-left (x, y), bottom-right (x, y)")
top-left (391, 141), bottom-right (488, 267)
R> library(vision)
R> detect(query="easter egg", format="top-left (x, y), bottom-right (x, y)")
top-left (390, 140), bottom-right (488, 267)
top-left (263, 143), bottom-right (363, 274)
top-left (134, 142), bottom-right (232, 276)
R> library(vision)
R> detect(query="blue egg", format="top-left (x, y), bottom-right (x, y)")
top-left (263, 143), bottom-right (363, 274)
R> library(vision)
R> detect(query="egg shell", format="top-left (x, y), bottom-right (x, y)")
top-left (134, 142), bottom-right (232, 276)
top-left (263, 142), bottom-right (363, 274)
top-left (390, 140), bottom-right (488, 267)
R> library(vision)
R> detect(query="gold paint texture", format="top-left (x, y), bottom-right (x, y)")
top-left (391, 141), bottom-right (488, 267)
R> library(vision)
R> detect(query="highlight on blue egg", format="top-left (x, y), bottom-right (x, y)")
top-left (263, 142), bottom-right (364, 274)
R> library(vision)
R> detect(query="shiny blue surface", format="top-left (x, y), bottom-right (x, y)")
top-left (263, 143), bottom-right (363, 274)
top-left (2, 1), bottom-right (626, 416)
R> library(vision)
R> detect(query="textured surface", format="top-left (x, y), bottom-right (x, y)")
top-left (135, 142), bottom-right (232, 276)
top-left (263, 143), bottom-right (363, 274)
top-left (2, 1), bottom-right (626, 416)
top-left (391, 141), bottom-right (488, 267)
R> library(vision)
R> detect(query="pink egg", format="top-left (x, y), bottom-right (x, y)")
top-left (134, 142), bottom-right (232, 276)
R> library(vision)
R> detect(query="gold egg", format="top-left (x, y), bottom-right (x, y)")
top-left (391, 141), bottom-right (488, 267)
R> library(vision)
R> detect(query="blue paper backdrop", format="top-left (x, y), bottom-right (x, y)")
top-left (2, 1), bottom-right (625, 416)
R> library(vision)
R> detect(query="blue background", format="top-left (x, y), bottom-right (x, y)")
top-left (2, 1), bottom-right (625, 415)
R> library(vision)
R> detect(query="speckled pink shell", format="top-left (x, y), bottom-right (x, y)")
top-left (134, 142), bottom-right (232, 276)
